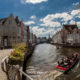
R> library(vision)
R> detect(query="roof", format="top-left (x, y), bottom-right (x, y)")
top-left (0, 16), bottom-right (21, 26)
top-left (0, 18), bottom-right (8, 25)
top-left (63, 24), bottom-right (78, 33)
top-left (63, 24), bottom-right (77, 29)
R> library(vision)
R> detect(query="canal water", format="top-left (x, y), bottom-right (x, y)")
top-left (27, 43), bottom-right (80, 80)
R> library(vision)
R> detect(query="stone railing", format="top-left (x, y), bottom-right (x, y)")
top-left (1, 56), bottom-right (34, 80)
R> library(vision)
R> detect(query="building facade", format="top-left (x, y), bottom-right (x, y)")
top-left (0, 14), bottom-right (37, 48)
top-left (52, 31), bottom-right (62, 44)
top-left (52, 24), bottom-right (80, 45)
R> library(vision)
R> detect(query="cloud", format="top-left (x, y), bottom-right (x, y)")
top-left (40, 21), bottom-right (61, 27)
top-left (70, 20), bottom-right (76, 24)
top-left (30, 15), bottom-right (36, 19)
top-left (71, 10), bottom-right (80, 16)
top-left (41, 12), bottom-right (72, 21)
top-left (40, 9), bottom-right (80, 28)
top-left (77, 22), bottom-right (80, 26)
top-left (40, 12), bottom-right (73, 27)
top-left (32, 26), bottom-right (45, 36)
top-left (32, 26), bottom-right (59, 37)
top-left (24, 21), bottom-right (35, 25)
top-left (21, 0), bottom-right (48, 4)
top-left (72, 2), bottom-right (79, 6)
top-left (76, 15), bottom-right (80, 18)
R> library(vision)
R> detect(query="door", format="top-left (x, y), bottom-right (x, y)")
top-left (3, 36), bottom-right (8, 47)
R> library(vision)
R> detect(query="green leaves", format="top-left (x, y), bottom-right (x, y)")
top-left (8, 42), bottom-right (27, 65)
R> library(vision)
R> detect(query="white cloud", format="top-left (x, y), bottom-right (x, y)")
top-left (24, 21), bottom-right (35, 25)
top-left (40, 9), bottom-right (80, 28)
top-left (41, 12), bottom-right (72, 22)
top-left (21, 0), bottom-right (48, 4)
top-left (30, 16), bottom-right (36, 19)
top-left (40, 21), bottom-right (61, 27)
top-left (72, 2), bottom-right (79, 6)
top-left (40, 12), bottom-right (73, 27)
top-left (70, 20), bottom-right (76, 24)
top-left (32, 26), bottom-right (59, 37)
top-left (76, 15), bottom-right (80, 18)
top-left (71, 10), bottom-right (80, 16)
top-left (32, 26), bottom-right (45, 36)
top-left (77, 22), bottom-right (80, 26)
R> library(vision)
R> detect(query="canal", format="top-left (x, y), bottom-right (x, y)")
top-left (27, 43), bottom-right (80, 80)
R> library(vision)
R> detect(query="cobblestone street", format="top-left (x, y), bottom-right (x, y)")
top-left (0, 49), bottom-right (13, 80)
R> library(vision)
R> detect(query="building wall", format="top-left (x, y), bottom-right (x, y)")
top-left (52, 31), bottom-right (62, 44)
top-left (0, 14), bottom-right (37, 48)
top-left (3, 14), bottom-right (17, 37)
top-left (2, 14), bottom-right (18, 47)
top-left (20, 21), bottom-right (24, 42)
top-left (67, 29), bottom-right (80, 44)
top-left (30, 33), bottom-right (33, 44)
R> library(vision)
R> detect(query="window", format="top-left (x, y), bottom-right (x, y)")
top-left (9, 20), bottom-right (12, 24)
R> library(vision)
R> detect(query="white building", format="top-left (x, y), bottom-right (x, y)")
top-left (52, 31), bottom-right (62, 44)
top-left (67, 28), bottom-right (80, 44)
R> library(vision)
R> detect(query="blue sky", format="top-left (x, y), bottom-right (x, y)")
top-left (0, 0), bottom-right (80, 37)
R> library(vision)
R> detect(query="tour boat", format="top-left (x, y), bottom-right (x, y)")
top-left (56, 53), bottom-right (79, 74)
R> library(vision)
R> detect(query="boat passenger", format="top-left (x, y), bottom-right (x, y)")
top-left (63, 57), bottom-right (71, 67)
top-left (72, 53), bottom-right (78, 61)
top-left (58, 58), bottom-right (64, 66)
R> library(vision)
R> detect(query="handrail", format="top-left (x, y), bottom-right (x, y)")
top-left (19, 69), bottom-right (33, 80)
top-left (1, 56), bottom-right (8, 63)
top-left (1, 56), bottom-right (34, 80)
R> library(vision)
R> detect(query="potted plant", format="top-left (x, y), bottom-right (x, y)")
top-left (8, 42), bottom-right (26, 66)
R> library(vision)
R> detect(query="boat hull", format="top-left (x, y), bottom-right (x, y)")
top-left (56, 59), bottom-right (79, 74)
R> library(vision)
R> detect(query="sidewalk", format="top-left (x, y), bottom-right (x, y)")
top-left (0, 49), bottom-right (13, 80)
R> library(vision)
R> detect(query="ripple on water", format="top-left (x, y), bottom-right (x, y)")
top-left (27, 43), bottom-right (80, 80)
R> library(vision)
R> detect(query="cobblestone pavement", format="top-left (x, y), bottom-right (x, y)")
top-left (0, 49), bottom-right (13, 80)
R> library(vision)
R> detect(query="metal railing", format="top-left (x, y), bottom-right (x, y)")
top-left (1, 56), bottom-right (34, 80)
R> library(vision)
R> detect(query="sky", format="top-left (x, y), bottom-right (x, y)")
top-left (0, 0), bottom-right (80, 37)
